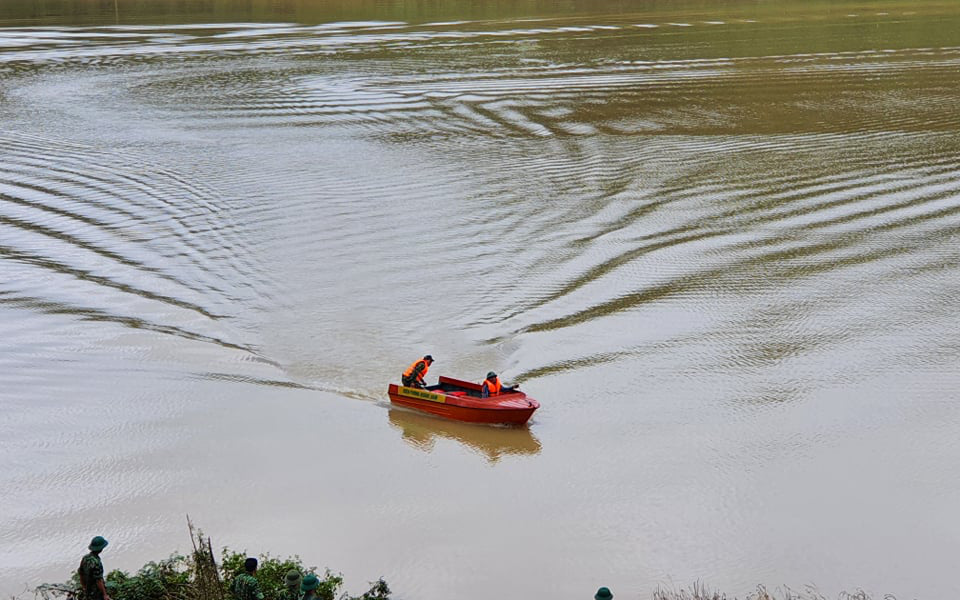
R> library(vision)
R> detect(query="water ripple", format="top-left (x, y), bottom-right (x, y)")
top-left (0, 132), bottom-right (270, 356)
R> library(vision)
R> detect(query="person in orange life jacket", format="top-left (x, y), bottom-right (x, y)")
top-left (481, 371), bottom-right (518, 398)
top-left (402, 355), bottom-right (434, 388)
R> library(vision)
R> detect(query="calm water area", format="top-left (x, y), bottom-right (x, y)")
top-left (2, 0), bottom-right (960, 598)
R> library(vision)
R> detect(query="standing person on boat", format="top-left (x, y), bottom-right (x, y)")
top-left (230, 557), bottom-right (265, 600)
top-left (402, 355), bottom-right (434, 388)
top-left (77, 536), bottom-right (111, 600)
top-left (481, 371), bottom-right (518, 398)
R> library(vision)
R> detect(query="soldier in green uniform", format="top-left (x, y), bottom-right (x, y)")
top-left (281, 569), bottom-right (302, 600)
top-left (300, 573), bottom-right (321, 600)
top-left (230, 557), bottom-right (265, 600)
top-left (77, 536), bottom-right (110, 600)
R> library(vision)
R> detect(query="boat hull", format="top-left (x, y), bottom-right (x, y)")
top-left (387, 376), bottom-right (538, 425)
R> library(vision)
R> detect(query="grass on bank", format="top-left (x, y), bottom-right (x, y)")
top-left (653, 582), bottom-right (893, 600)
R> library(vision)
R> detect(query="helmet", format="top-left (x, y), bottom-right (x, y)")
top-left (486, 371), bottom-right (497, 380)
top-left (301, 574), bottom-right (320, 592)
top-left (88, 536), bottom-right (108, 551)
top-left (424, 355), bottom-right (434, 362)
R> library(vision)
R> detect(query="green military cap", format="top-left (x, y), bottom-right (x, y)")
top-left (285, 569), bottom-right (302, 586)
top-left (88, 536), bottom-right (108, 551)
top-left (301, 573), bottom-right (320, 592)
top-left (595, 587), bottom-right (613, 600)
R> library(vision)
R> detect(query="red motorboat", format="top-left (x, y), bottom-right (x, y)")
top-left (387, 376), bottom-right (539, 425)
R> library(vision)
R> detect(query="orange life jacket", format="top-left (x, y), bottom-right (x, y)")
top-left (483, 376), bottom-right (502, 396)
top-left (403, 359), bottom-right (429, 382)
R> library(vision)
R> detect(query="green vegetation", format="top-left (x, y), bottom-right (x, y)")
top-left (31, 522), bottom-right (390, 600)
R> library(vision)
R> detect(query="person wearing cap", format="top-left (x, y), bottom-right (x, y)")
top-left (595, 587), bottom-right (614, 600)
top-left (77, 536), bottom-right (110, 600)
top-left (230, 557), bottom-right (265, 600)
top-left (481, 371), bottom-right (518, 398)
top-left (402, 355), bottom-right (434, 389)
top-left (280, 569), bottom-right (302, 600)
top-left (300, 573), bottom-right (322, 600)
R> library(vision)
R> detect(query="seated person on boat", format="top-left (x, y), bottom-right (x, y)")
top-left (481, 371), bottom-right (518, 398)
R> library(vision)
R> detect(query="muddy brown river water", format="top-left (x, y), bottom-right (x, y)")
top-left (1, 1), bottom-right (959, 598)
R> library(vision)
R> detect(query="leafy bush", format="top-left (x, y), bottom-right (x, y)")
top-left (104, 556), bottom-right (192, 600)
top-left (32, 522), bottom-right (391, 600)
top-left (355, 578), bottom-right (391, 600)
top-left (221, 549), bottom-right (343, 600)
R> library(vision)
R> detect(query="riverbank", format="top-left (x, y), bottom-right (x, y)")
top-left (24, 524), bottom-right (886, 600)
top-left (651, 584), bottom-right (880, 600)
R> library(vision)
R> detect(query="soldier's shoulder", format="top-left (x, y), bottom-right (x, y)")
top-left (80, 554), bottom-right (99, 566)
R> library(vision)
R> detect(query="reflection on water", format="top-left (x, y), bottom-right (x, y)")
top-left (388, 407), bottom-right (541, 463)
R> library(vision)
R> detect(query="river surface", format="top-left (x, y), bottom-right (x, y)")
top-left (2, 1), bottom-right (960, 598)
